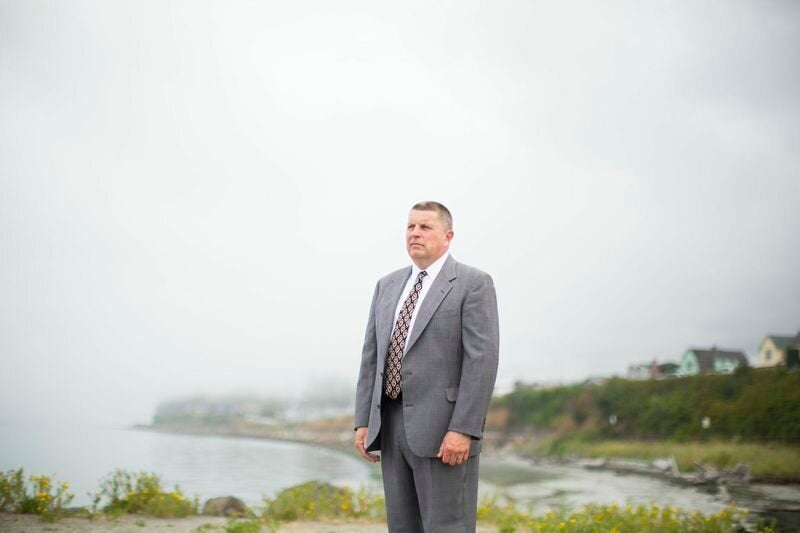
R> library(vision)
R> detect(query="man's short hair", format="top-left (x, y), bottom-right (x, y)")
top-left (411, 201), bottom-right (453, 230)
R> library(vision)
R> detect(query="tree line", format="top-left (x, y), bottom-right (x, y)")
top-left (494, 366), bottom-right (800, 442)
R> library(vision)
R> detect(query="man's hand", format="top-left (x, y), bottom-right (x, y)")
top-left (436, 431), bottom-right (471, 466)
top-left (354, 427), bottom-right (380, 463)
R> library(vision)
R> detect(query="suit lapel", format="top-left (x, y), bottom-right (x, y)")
top-left (404, 255), bottom-right (457, 355)
top-left (377, 267), bottom-right (411, 361)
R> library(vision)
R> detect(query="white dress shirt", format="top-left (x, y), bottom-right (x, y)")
top-left (392, 251), bottom-right (450, 356)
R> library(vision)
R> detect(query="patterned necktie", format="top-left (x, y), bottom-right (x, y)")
top-left (384, 270), bottom-right (428, 399)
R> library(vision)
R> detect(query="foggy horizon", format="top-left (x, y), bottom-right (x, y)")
top-left (2, 1), bottom-right (798, 429)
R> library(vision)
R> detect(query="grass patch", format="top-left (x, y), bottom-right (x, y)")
top-left (224, 517), bottom-right (265, 533)
top-left (527, 435), bottom-right (800, 477)
top-left (477, 499), bottom-right (773, 532)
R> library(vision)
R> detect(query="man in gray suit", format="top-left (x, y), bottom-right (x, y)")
top-left (354, 201), bottom-right (499, 532)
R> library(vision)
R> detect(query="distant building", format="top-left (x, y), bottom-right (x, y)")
top-left (677, 346), bottom-right (749, 376)
top-left (658, 362), bottom-right (680, 377)
top-left (627, 362), bottom-right (652, 380)
top-left (627, 360), bottom-right (679, 380)
top-left (758, 331), bottom-right (800, 368)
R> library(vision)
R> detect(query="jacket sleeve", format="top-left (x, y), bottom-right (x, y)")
top-left (447, 272), bottom-right (499, 439)
top-left (354, 281), bottom-right (380, 429)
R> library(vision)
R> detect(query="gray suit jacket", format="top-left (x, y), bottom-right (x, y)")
top-left (354, 255), bottom-right (499, 457)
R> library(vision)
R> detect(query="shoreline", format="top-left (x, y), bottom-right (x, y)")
top-left (139, 421), bottom-right (800, 485)
top-left (135, 420), bottom-right (355, 455)
top-left (134, 422), bottom-right (800, 523)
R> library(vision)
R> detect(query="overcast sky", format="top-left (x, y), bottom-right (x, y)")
top-left (2, 1), bottom-right (798, 428)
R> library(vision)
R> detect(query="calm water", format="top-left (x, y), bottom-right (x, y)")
top-left (0, 422), bottom-right (378, 507)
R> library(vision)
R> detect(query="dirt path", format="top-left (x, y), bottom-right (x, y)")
top-left (0, 513), bottom-right (500, 532)
top-left (0, 513), bottom-right (230, 532)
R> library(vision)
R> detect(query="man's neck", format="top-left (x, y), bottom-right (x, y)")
top-left (412, 250), bottom-right (449, 271)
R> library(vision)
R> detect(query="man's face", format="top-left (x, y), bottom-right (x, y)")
top-left (406, 209), bottom-right (453, 268)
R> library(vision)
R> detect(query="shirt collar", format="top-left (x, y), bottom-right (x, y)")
top-left (411, 250), bottom-right (450, 282)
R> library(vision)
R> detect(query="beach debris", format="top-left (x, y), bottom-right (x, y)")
top-left (693, 461), bottom-right (751, 485)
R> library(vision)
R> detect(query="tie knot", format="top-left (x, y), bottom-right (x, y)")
top-left (417, 271), bottom-right (428, 281)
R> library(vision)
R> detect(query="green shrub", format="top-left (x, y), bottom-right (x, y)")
top-left (0, 468), bottom-right (25, 512)
top-left (91, 469), bottom-right (198, 518)
top-left (0, 468), bottom-right (74, 522)
top-left (260, 481), bottom-right (384, 521)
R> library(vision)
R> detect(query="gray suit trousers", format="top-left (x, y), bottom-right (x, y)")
top-left (381, 398), bottom-right (479, 533)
